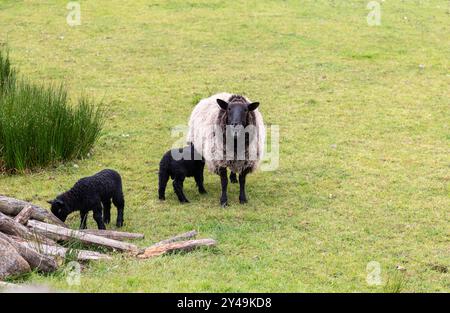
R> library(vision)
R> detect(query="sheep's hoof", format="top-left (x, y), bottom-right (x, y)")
top-left (199, 189), bottom-right (207, 194)
top-left (103, 218), bottom-right (110, 224)
top-left (116, 220), bottom-right (124, 227)
top-left (239, 199), bottom-right (248, 204)
top-left (159, 196), bottom-right (166, 201)
top-left (220, 200), bottom-right (228, 207)
top-left (181, 199), bottom-right (190, 203)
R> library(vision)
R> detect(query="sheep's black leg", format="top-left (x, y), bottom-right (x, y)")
top-left (173, 177), bottom-right (189, 203)
top-left (102, 198), bottom-right (111, 225)
top-left (79, 211), bottom-right (88, 229)
top-left (112, 191), bottom-right (125, 227)
top-left (219, 167), bottom-right (228, 207)
top-left (239, 169), bottom-right (250, 204)
top-left (230, 172), bottom-right (238, 184)
top-left (92, 202), bottom-right (106, 230)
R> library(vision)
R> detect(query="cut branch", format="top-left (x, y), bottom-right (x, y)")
top-left (80, 229), bottom-right (144, 241)
top-left (0, 212), bottom-right (55, 245)
top-left (138, 238), bottom-right (216, 259)
top-left (0, 232), bottom-right (57, 273)
top-left (27, 220), bottom-right (140, 254)
top-left (14, 205), bottom-right (34, 225)
top-left (0, 237), bottom-right (31, 280)
top-left (0, 195), bottom-right (67, 227)
top-left (149, 230), bottom-right (198, 248)
top-left (19, 241), bottom-right (111, 261)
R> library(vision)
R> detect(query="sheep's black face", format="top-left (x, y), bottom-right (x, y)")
top-left (217, 99), bottom-right (259, 133)
top-left (48, 198), bottom-right (70, 222)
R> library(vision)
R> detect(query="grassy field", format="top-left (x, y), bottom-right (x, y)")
top-left (0, 0), bottom-right (448, 292)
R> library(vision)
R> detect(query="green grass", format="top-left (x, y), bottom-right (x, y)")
top-left (0, 0), bottom-right (448, 292)
top-left (0, 51), bottom-right (104, 171)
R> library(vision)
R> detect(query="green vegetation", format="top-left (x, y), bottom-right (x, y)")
top-left (0, 0), bottom-right (448, 292)
top-left (0, 51), bottom-right (103, 171)
top-left (0, 51), bottom-right (16, 94)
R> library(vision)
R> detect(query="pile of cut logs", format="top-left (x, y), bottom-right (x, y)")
top-left (0, 195), bottom-right (216, 281)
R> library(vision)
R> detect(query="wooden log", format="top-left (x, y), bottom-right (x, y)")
top-left (0, 237), bottom-right (31, 280)
top-left (0, 232), bottom-right (57, 273)
top-left (0, 281), bottom-right (18, 289)
top-left (149, 230), bottom-right (198, 248)
top-left (0, 195), bottom-right (67, 227)
top-left (27, 220), bottom-right (140, 253)
top-left (0, 212), bottom-right (55, 245)
top-left (138, 239), bottom-right (216, 259)
top-left (14, 205), bottom-right (34, 225)
top-left (19, 241), bottom-right (111, 261)
top-left (80, 229), bottom-right (144, 241)
top-left (0, 283), bottom-right (55, 293)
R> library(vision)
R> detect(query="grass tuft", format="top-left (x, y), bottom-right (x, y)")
top-left (383, 271), bottom-right (407, 293)
top-left (0, 51), bottom-right (104, 172)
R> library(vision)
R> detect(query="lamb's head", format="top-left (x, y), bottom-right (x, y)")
top-left (216, 96), bottom-right (259, 135)
top-left (48, 197), bottom-right (71, 222)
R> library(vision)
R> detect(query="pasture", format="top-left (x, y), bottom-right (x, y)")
top-left (0, 0), bottom-right (448, 292)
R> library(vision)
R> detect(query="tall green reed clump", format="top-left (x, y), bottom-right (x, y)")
top-left (0, 51), bottom-right (104, 172)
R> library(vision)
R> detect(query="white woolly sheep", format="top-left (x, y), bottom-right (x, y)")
top-left (186, 93), bottom-right (265, 206)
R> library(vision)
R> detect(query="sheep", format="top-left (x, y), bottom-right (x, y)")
top-left (48, 169), bottom-right (125, 229)
top-left (186, 93), bottom-right (265, 206)
top-left (158, 144), bottom-right (207, 203)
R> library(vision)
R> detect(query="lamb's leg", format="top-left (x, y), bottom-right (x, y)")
top-left (219, 167), bottom-right (228, 207)
top-left (92, 202), bottom-right (106, 230)
top-left (173, 176), bottom-right (189, 203)
top-left (80, 211), bottom-right (88, 229)
top-left (112, 192), bottom-right (125, 228)
top-left (102, 199), bottom-right (111, 225)
top-left (158, 168), bottom-right (170, 200)
top-left (239, 169), bottom-right (250, 204)
top-left (194, 170), bottom-right (207, 194)
top-left (229, 172), bottom-right (238, 184)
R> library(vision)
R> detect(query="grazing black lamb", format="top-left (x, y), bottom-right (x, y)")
top-left (48, 169), bottom-right (125, 230)
top-left (158, 144), bottom-right (206, 203)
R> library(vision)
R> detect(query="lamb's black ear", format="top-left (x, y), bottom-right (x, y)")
top-left (48, 199), bottom-right (63, 206)
top-left (217, 99), bottom-right (228, 110)
top-left (248, 102), bottom-right (260, 111)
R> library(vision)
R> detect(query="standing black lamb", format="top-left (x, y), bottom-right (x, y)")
top-left (48, 169), bottom-right (125, 230)
top-left (158, 144), bottom-right (207, 203)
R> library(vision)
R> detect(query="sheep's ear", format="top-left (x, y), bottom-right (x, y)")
top-left (47, 200), bottom-right (54, 205)
top-left (217, 99), bottom-right (228, 110)
top-left (248, 102), bottom-right (259, 111)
